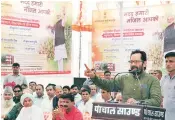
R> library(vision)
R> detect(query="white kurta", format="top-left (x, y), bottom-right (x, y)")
top-left (74, 93), bottom-right (82, 105)
top-left (41, 96), bottom-right (54, 112)
top-left (16, 105), bottom-right (44, 120)
top-left (54, 44), bottom-right (67, 61)
top-left (77, 98), bottom-right (93, 116)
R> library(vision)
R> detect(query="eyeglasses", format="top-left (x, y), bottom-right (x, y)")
top-left (149, 72), bottom-right (157, 75)
top-left (14, 90), bottom-right (21, 93)
top-left (128, 60), bottom-right (143, 64)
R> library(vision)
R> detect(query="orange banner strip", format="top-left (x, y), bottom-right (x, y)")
top-left (136, 1), bottom-right (146, 6)
top-left (72, 25), bottom-right (92, 32)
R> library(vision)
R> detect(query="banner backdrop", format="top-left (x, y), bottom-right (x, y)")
top-left (92, 4), bottom-right (175, 77)
top-left (1, 1), bottom-right (72, 76)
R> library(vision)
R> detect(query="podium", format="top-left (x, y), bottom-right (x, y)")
top-left (92, 102), bottom-right (166, 120)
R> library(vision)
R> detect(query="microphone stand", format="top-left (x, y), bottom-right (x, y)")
top-left (113, 70), bottom-right (146, 105)
top-left (113, 71), bottom-right (131, 80)
top-left (135, 71), bottom-right (148, 106)
top-left (112, 71), bottom-right (133, 92)
top-left (113, 69), bottom-right (141, 80)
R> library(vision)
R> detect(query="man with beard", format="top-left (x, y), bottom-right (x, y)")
top-left (2, 88), bottom-right (33, 120)
top-left (3, 63), bottom-right (27, 88)
top-left (70, 85), bottom-right (81, 104)
top-left (63, 86), bottom-right (70, 94)
top-left (34, 84), bottom-right (46, 107)
top-left (1, 87), bottom-right (15, 120)
top-left (84, 50), bottom-right (161, 107)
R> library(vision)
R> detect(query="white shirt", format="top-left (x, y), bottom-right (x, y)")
top-left (77, 98), bottom-right (93, 116)
top-left (32, 92), bottom-right (37, 97)
top-left (3, 73), bottom-right (27, 86)
top-left (41, 96), bottom-right (54, 112)
top-left (34, 95), bottom-right (46, 108)
top-left (16, 105), bottom-right (44, 120)
top-left (74, 93), bottom-right (82, 104)
top-left (91, 93), bottom-right (102, 102)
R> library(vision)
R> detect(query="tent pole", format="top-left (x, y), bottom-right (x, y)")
top-left (78, 1), bottom-right (83, 77)
top-left (78, 31), bottom-right (82, 77)
top-left (119, 1), bottom-right (123, 45)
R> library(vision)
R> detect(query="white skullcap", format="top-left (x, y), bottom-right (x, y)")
top-left (20, 93), bottom-right (34, 106)
top-left (4, 86), bottom-right (13, 95)
top-left (23, 88), bottom-right (33, 94)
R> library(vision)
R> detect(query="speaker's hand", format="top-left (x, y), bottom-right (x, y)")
top-left (84, 64), bottom-right (95, 78)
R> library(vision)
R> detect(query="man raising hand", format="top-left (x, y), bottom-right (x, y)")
top-left (84, 50), bottom-right (161, 107)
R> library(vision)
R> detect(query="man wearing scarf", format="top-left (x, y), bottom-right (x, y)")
top-left (16, 93), bottom-right (44, 120)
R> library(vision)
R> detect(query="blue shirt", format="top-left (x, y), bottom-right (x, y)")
top-left (160, 74), bottom-right (175, 120)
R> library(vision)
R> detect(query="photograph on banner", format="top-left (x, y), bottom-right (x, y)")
top-left (159, 4), bottom-right (175, 53)
top-left (92, 4), bottom-right (175, 76)
top-left (1, 1), bottom-right (72, 76)
top-left (123, 4), bottom-right (175, 72)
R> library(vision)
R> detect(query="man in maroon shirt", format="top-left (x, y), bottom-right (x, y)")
top-left (52, 93), bottom-right (83, 120)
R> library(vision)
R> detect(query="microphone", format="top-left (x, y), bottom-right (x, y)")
top-left (129, 69), bottom-right (144, 100)
top-left (112, 70), bottom-right (134, 92)
top-left (128, 69), bottom-right (140, 74)
top-left (113, 70), bottom-right (133, 80)
top-left (113, 68), bottom-right (144, 100)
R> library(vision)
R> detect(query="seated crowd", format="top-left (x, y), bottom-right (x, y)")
top-left (1, 81), bottom-right (123, 120)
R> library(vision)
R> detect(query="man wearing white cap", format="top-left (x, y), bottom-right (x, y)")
top-left (1, 87), bottom-right (15, 120)
top-left (16, 93), bottom-right (44, 120)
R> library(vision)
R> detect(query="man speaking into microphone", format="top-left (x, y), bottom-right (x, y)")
top-left (84, 50), bottom-right (161, 107)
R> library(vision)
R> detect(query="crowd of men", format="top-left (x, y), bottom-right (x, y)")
top-left (1, 50), bottom-right (175, 120)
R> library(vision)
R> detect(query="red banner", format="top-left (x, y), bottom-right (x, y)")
top-left (1, 71), bottom-right (71, 76)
